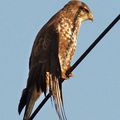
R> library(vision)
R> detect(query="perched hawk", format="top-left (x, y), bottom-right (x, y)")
top-left (18, 0), bottom-right (93, 120)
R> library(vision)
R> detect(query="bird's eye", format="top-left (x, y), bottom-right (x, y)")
top-left (83, 8), bottom-right (89, 13)
top-left (81, 6), bottom-right (89, 13)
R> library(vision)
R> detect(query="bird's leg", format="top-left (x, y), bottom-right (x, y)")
top-left (67, 72), bottom-right (73, 78)
top-left (65, 69), bottom-right (74, 79)
top-left (61, 66), bottom-right (74, 80)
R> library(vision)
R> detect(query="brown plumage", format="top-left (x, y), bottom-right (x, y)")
top-left (18, 0), bottom-right (93, 120)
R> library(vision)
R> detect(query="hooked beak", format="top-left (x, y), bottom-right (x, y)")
top-left (88, 12), bottom-right (94, 21)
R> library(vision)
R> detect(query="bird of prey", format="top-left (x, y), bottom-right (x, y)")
top-left (18, 0), bottom-right (93, 120)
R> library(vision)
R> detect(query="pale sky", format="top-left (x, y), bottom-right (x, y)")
top-left (0, 0), bottom-right (120, 120)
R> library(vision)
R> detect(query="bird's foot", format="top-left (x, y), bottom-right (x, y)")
top-left (61, 72), bottom-right (73, 80)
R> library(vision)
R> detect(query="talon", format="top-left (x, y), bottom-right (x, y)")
top-left (68, 72), bottom-right (73, 77)
top-left (66, 72), bottom-right (73, 78)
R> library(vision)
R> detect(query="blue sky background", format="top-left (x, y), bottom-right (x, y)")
top-left (0, 0), bottom-right (120, 120)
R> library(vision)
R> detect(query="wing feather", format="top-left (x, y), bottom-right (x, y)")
top-left (18, 24), bottom-right (67, 120)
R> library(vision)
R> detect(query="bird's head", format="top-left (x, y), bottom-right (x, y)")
top-left (63, 0), bottom-right (93, 23)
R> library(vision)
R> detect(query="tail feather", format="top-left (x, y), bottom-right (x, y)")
top-left (18, 88), bottom-right (28, 115)
top-left (23, 87), bottom-right (41, 120)
top-left (51, 76), bottom-right (67, 120)
top-left (18, 63), bottom-right (46, 120)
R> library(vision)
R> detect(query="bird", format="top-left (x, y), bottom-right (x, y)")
top-left (18, 0), bottom-right (93, 120)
